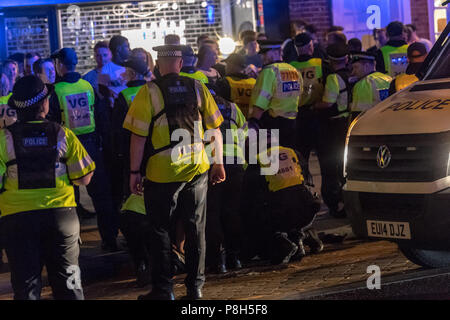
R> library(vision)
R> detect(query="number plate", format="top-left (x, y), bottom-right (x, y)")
top-left (366, 220), bottom-right (411, 239)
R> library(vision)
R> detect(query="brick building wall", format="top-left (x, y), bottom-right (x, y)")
top-left (410, 0), bottom-right (431, 40)
top-left (288, 0), bottom-right (332, 40)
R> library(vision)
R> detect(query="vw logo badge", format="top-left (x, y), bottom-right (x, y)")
top-left (377, 145), bottom-right (391, 169)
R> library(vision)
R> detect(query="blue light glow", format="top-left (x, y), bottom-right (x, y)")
top-left (207, 4), bottom-right (215, 24)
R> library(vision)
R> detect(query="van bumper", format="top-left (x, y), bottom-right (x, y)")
top-left (344, 189), bottom-right (450, 250)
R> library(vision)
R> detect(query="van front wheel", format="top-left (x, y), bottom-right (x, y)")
top-left (399, 246), bottom-right (450, 268)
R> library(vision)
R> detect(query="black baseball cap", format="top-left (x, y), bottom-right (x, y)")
top-left (326, 43), bottom-right (349, 60)
top-left (124, 58), bottom-right (149, 76)
top-left (386, 21), bottom-right (404, 37)
top-left (294, 32), bottom-right (312, 47)
top-left (51, 48), bottom-right (78, 66)
top-left (407, 42), bottom-right (428, 58)
top-left (181, 45), bottom-right (196, 58)
top-left (224, 54), bottom-right (246, 68)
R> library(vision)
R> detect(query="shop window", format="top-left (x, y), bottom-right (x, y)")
top-left (58, 0), bottom-right (223, 74)
top-left (430, 0), bottom-right (448, 41)
top-left (5, 15), bottom-right (51, 59)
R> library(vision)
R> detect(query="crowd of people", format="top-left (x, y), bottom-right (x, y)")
top-left (0, 19), bottom-right (433, 300)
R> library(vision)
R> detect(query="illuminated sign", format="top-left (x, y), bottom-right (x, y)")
top-left (121, 19), bottom-right (187, 58)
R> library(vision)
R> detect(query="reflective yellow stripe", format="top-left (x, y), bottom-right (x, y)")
top-left (67, 156), bottom-right (93, 174)
top-left (124, 114), bottom-right (149, 134)
top-left (204, 108), bottom-right (222, 127)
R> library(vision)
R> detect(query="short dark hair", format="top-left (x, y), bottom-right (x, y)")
top-left (305, 24), bottom-right (318, 35)
top-left (239, 30), bottom-right (256, 42)
top-left (2, 59), bottom-right (18, 69)
top-left (243, 35), bottom-right (257, 46)
top-left (25, 52), bottom-right (41, 60)
top-left (197, 34), bottom-right (210, 45)
top-left (109, 35), bottom-right (129, 54)
top-left (348, 38), bottom-right (362, 52)
top-left (94, 41), bottom-right (109, 52)
top-left (32, 58), bottom-right (52, 75)
top-left (386, 21), bottom-right (404, 37)
top-left (407, 24), bottom-right (417, 32)
top-left (164, 34), bottom-right (181, 45)
top-left (16, 99), bottom-right (46, 122)
top-left (8, 52), bottom-right (25, 65)
top-left (327, 31), bottom-right (347, 44)
top-left (328, 25), bottom-right (344, 33)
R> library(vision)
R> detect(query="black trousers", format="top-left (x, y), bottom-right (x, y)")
top-left (77, 133), bottom-right (118, 245)
top-left (296, 106), bottom-right (320, 164)
top-left (206, 164), bottom-right (245, 266)
top-left (316, 117), bottom-right (348, 211)
top-left (2, 207), bottom-right (83, 300)
top-left (261, 113), bottom-right (297, 149)
top-left (119, 212), bottom-right (152, 269)
top-left (144, 172), bottom-right (208, 294)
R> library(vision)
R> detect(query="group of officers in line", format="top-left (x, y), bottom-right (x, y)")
top-left (0, 19), bottom-right (430, 300)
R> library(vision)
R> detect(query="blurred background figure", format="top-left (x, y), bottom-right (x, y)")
top-left (33, 58), bottom-right (56, 84)
top-left (83, 41), bottom-right (112, 91)
top-left (2, 60), bottom-right (19, 93)
top-left (130, 48), bottom-right (154, 81)
top-left (197, 34), bottom-right (211, 51)
top-left (406, 24), bottom-right (433, 52)
top-left (197, 44), bottom-right (222, 85)
top-left (367, 28), bottom-right (388, 55)
top-left (243, 34), bottom-right (263, 69)
top-left (24, 52), bottom-right (41, 76)
top-left (282, 20), bottom-right (308, 63)
top-left (7, 53), bottom-right (25, 77)
top-left (0, 74), bottom-right (10, 97)
top-left (257, 33), bottom-right (267, 41)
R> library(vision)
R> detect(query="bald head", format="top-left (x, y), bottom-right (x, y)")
top-left (157, 57), bottom-right (183, 76)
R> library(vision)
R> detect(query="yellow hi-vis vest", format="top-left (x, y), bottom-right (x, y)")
top-left (121, 85), bottom-right (144, 108)
top-left (226, 76), bottom-right (256, 119)
top-left (0, 93), bottom-right (16, 128)
top-left (351, 72), bottom-right (392, 113)
top-left (121, 193), bottom-right (146, 215)
top-left (180, 71), bottom-right (209, 84)
top-left (257, 146), bottom-right (304, 192)
top-left (290, 58), bottom-right (324, 107)
top-left (380, 44), bottom-right (409, 77)
top-left (54, 79), bottom-right (96, 136)
top-left (395, 73), bottom-right (419, 92)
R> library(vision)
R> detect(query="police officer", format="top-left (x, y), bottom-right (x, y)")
top-left (215, 53), bottom-right (256, 119)
top-left (0, 75), bottom-right (95, 299)
top-left (0, 75), bottom-right (15, 129)
top-left (248, 139), bottom-right (321, 264)
top-left (48, 48), bottom-right (119, 252)
top-left (124, 44), bottom-right (225, 300)
top-left (376, 21), bottom-right (409, 77)
top-left (179, 46), bottom-right (209, 84)
top-left (315, 43), bottom-right (353, 218)
top-left (111, 56), bottom-right (149, 209)
top-left (350, 52), bottom-right (392, 118)
top-left (291, 32), bottom-right (324, 165)
top-left (205, 88), bottom-right (247, 274)
top-left (389, 42), bottom-right (427, 95)
top-left (248, 40), bottom-right (303, 148)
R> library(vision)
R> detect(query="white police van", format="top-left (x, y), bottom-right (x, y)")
top-left (343, 21), bottom-right (450, 268)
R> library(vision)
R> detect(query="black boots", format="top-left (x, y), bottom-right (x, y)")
top-left (303, 228), bottom-right (324, 254)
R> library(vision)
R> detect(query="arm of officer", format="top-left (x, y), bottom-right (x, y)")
top-left (122, 85), bottom-right (152, 194)
top-left (316, 74), bottom-right (338, 109)
top-left (248, 68), bottom-right (275, 120)
top-left (64, 128), bottom-right (96, 186)
top-left (198, 82), bottom-right (226, 185)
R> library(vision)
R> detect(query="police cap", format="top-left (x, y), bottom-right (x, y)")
top-left (326, 43), bottom-right (349, 60)
top-left (294, 32), bottom-right (312, 47)
top-left (258, 40), bottom-right (283, 54)
top-left (224, 53), bottom-right (247, 68)
top-left (51, 48), bottom-right (78, 67)
top-left (8, 75), bottom-right (53, 109)
top-left (350, 51), bottom-right (376, 63)
top-left (153, 45), bottom-right (185, 58)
